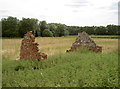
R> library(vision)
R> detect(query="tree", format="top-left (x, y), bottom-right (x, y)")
top-left (42, 29), bottom-right (53, 37)
top-left (64, 30), bottom-right (69, 36)
top-left (18, 18), bottom-right (39, 37)
top-left (0, 21), bottom-right (2, 37)
top-left (2, 16), bottom-right (19, 37)
top-left (106, 25), bottom-right (118, 35)
top-left (95, 26), bottom-right (107, 35)
top-left (48, 23), bottom-right (57, 37)
top-left (118, 25), bottom-right (120, 35)
top-left (1, 16), bottom-right (119, 37)
top-left (39, 21), bottom-right (48, 36)
top-left (55, 24), bottom-right (67, 37)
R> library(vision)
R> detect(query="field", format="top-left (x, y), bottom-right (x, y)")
top-left (2, 35), bottom-right (119, 87)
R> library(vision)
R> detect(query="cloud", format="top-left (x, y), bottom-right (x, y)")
top-left (72, 0), bottom-right (88, 4)
top-left (107, 2), bottom-right (118, 16)
top-left (72, 9), bottom-right (79, 13)
top-left (118, 1), bottom-right (120, 25)
top-left (0, 0), bottom-right (119, 26)
top-left (119, 1), bottom-right (120, 12)
top-left (65, 4), bottom-right (87, 8)
top-left (64, 0), bottom-right (89, 8)
top-left (109, 2), bottom-right (118, 10)
top-left (0, 9), bottom-right (10, 19)
top-left (0, 10), bottom-right (8, 13)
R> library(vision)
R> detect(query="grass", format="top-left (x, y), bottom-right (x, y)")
top-left (91, 35), bottom-right (119, 39)
top-left (1, 35), bottom-right (119, 87)
top-left (2, 49), bottom-right (118, 87)
top-left (2, 35), bottom-right (118, 60)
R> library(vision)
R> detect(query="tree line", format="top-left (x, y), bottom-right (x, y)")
top-left (1, 16), bottom-right (119, 37)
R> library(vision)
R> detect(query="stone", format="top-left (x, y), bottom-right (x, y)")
top-left (66, 32), bottom-right (102, 52)
top-left (20, 31), bottom-right (47, 60)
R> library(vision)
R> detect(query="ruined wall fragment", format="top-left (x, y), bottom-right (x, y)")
top-left (20, 32), bottom-right (47, 60)
top-left (66, 32), bottom-right (102, 52)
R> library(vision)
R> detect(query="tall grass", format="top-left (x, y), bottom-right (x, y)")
top-left (2, 36), bottom-right (118, 60)
top-left (2, 36), bottom-right (118, 87)
top-left (2, 48), bottom-right (118, 87)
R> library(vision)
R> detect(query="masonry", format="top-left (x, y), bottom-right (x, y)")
top-left (20, 31), bottom-right (47, 60)
top-left (66, 32), bottom-right (102, 52)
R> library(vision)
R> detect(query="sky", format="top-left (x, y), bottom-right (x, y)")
top-left (0, 0), bottom-right (119, 26)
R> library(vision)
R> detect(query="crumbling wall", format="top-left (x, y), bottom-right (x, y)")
top-left (20, 31), bottom-right (47, 60)
top-left (66, 32), bottom-right (102, 52)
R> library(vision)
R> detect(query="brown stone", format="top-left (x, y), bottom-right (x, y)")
top-left (20, 31), bottom-right (47, 60)
top-left (66, 32), bottom-right (102, 53)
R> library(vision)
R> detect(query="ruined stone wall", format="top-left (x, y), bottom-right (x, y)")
top-left (20, 32), bottom-right (47, 60)
top-left (66, 32), bottom-right (102, 52)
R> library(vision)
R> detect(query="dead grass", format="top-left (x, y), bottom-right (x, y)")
top-left (94, 38), bottom-right (118, 53)
top-left (2, 36), bottom-right (118, 60)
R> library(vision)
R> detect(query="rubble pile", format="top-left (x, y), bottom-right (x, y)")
top-left (66, 32), bottom-right (102, 52)
top-left (20, 31), bottom-right (47, 60)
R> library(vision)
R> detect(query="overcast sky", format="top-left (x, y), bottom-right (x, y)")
top-left (0, 0), bottom-right (119, 26)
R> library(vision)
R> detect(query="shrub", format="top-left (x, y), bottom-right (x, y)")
top-left (42, 29), bottom-right (53, 37)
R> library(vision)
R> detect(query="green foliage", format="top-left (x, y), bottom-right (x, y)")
top-left (18, 18), bottom-right (39, 37)
top-left (42, 29), bottom-right (53, 37)
top-left (95, 26), bottom-right (107, 35)
top-left (55, 24), bottom-right (67, 37)
top-left (106, 25), bottom-right (118, 35)
top-left (2, 16), bottom-right (19, 37)
top-left (48, 23), bottom-right (57, 37)
top-left (2, 49), bottom-right (118, 87)
top-left (64, 30), bottom-right (69, 36)
top-left (1, 16), bottom-right (119, 37)
top-left (47, 23), bottom-right (68, 37)
top-left (67, 25), bottom-right (119, 35)
top-left (40, 21), bottom-right (48, 36)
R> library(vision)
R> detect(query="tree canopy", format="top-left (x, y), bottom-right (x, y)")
top-left (1, 16), bottom-right (119, 37)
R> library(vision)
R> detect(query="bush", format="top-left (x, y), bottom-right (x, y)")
top-left (42, 29), bottom-right (53, 37)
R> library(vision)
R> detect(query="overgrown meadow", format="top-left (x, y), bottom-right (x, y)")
top-left (2, 36), bottom-right (118, 87)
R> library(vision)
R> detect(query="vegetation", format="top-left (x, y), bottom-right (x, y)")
top-left (1, 16), bottom-right (120, 37)
top-left (18, 18), bottom-right (39, 37)
top-left (1, 16), bottom-right (119, 87)
top-left (2, 49), bottom-right (118, 87)
top-left (2, 16), bottom-right (19, 37)
top-left (2, 36), bottom-right (118, 60)
top-left (42, 29), bottom-right (53, 37)
top-left (40, 21), bottom-right (48, 37)
top-left (2, 36), bottom-right (118, 87)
